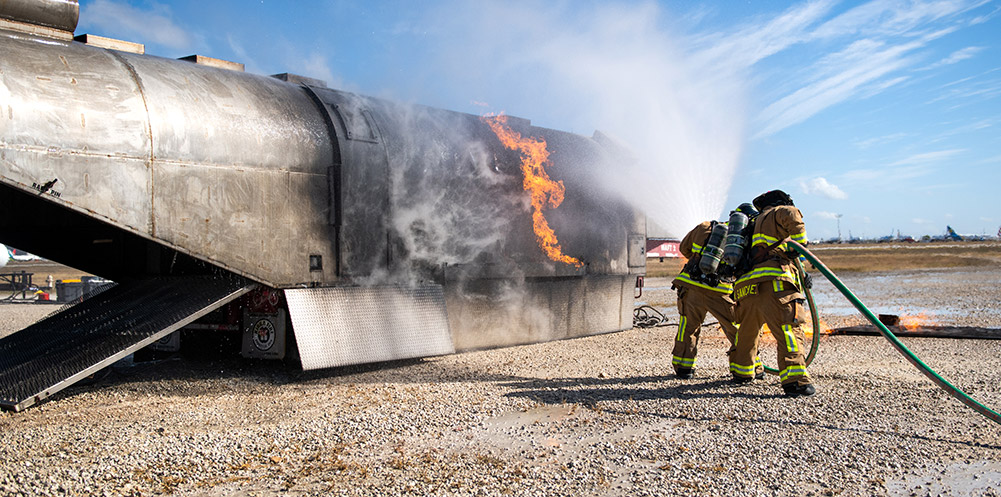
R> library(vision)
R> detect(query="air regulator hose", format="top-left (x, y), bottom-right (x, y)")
top-left (787, 240), bottom-right (1001, 426)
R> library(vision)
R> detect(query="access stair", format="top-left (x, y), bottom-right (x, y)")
top-left (0, 275), bottom-right (254, 411)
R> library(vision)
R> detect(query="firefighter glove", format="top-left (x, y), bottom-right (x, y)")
top-left (801, 272), bottom-right (813, 290)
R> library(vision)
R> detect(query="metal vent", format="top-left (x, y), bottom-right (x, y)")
top-left (178, 54), bottom-right (245, 72)
top-left (285, 284), bottom-right (453, 370)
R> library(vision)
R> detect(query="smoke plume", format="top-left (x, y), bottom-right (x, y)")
top-left (392, 0), bottom-right (748, 238)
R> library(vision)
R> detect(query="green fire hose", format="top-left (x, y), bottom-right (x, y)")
top-left (785, 240), bottom-right (1001, 425)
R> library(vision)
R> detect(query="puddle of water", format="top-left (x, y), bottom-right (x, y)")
top-left (886, 461), bottom-right (1001, 496)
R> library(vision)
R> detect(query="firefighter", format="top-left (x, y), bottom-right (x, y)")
top-left (729, 189), bottom-right (815, 397)
top-left (671, 208), bottom-right (762, 379)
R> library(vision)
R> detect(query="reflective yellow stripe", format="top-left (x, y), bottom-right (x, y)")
top-left (735, 267), bottom-right (795, 285)
top-left (780, 365), bottom-right (808, 381)
top-left (791, 232), bottom-right (808, 243)
top-left (783, 324), bottom-right (799, 353)
top-left (675, 272), bottom-right (733, 293)
top-left (773, 280), bottom-right (783, 292)
top-left (729, 362), bottom-right (756, 375)
top-left (752, 233), bottom-right (779, 246)
top-left (676, 316), bottom-right (687, 342)
top-left (673, 355), bottom-right (696, 367)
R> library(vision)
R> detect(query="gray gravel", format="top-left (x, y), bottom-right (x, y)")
top-left (1, 267), bottom-right (1000, 496)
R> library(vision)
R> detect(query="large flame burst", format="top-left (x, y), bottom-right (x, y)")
top-left (482, 114), bottom-right (581, 267)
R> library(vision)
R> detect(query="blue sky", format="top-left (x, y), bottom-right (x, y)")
top-left (76, 0), bottom-right (1001, 240)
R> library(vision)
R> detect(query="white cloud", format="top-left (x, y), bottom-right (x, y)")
top-left (926, 46), bottom-right (985, 69)
top-left (800, 177), bottom-right (848, 199)
top-left (970, 5), bottom-right (1001, 25)
top-left (691, 1), bottom-right (834, 69)
top-left (741, 0), bottom-right (986, 139)
top-left (80, 0), bottom-right (200, 54)
top-left (814, 211), bottom-right (842, 220)
top-left (887, 149), bottom-right (964, 166)
top-left (853, 132), bottom-right (908, 149)
top-left (753, 38), bottom-right (923, 138)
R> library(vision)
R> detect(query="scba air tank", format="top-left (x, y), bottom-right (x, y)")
top-left (723, 211), bottom-right (749, 266)
top-left (698, 222), bottom-right (728, 276)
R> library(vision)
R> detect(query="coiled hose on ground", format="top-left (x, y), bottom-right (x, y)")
top-left (788, 240), bottom-right (1001, 425)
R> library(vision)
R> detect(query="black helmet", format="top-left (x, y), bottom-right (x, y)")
top-left (752, 190), bottom-right (794, 211)
top-left (734, 202), bottom-right (758, 218)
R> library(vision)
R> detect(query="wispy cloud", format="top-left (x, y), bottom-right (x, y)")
top-left (853, 132), bottom-right (908, 149)
top-left (887, 149), bottom-right (965, 166)
top-left (80, 0), bottom-right (201, 54)
top-left (754, 42), bottom-right (916, 138)
top-left (722, 0), bottom-right (991, 139)
top-left (922, 46), bottom-right (985, 70)
top-left (691, 1), bottom-right (835, 69)
top-left (841, 161), bottom-right (945, 183)
top-left (800, 177), bottom-right (848, 199)
top-left (970, 5), bottom-right (1001, 24)
top-left (814, 211), bottom-right (842, 220)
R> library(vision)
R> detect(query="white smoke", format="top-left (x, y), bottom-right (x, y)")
top-left (395, 1), bottom-right (748, 238)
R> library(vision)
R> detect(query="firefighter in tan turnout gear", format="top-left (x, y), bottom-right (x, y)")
top-left (729, 190), bottom-right (816, 397)
top-left (671, 206), bottom-right (763, 380)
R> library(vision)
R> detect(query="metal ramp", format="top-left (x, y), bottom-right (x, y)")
top-left (0, 276), bottom-right (255, 412)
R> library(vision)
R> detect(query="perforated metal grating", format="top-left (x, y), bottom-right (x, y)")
top-left (0, 276), bottom-right (253, 411)
top-left (285, 284), bottom-right (453, 370)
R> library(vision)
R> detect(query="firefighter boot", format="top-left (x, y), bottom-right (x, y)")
top-left (782, 383), bottom-right (816, 397)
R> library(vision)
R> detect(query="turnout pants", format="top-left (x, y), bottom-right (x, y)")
top-left (730, 280), bottom-right (812, 386)
top-left (672, 286), bottom-right (740, 374)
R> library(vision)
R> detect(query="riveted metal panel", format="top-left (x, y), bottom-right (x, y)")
top-left (285, 285), bottom-right (453, 370)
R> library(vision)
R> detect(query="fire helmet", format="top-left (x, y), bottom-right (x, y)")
top-left (734, 202), bottom-right (758, 218)
top-left (752, 190), bottom-right (794, 211)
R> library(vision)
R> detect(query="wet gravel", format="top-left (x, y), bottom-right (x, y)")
top-left (1, 267), bottom-right (1000, 496)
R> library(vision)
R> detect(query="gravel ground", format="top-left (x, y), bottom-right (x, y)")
top-left (2, 267), bottom-right (1001, 496)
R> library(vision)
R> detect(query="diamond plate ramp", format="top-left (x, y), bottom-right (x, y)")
top-left (0, 276), bottom-right (254, 411)
top-left (285, 285), bottom-right (453, 370)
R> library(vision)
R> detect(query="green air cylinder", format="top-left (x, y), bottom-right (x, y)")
top-left (698, 222), bottom-right (728, 276)
top-left (723, 211), bottom-right (749, 266)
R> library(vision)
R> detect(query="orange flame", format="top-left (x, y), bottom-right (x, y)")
top-left (757, 316), bottom-right (831, 344)
top-left (482, 114), bottom-right (581, 267)
top-left (802, 317), bottom-right (834, 336)
top-left (898, 312), bottom-right (934, 331)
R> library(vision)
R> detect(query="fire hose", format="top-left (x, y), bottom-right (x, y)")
top-left (788, 240), bottom-right (1001, 426)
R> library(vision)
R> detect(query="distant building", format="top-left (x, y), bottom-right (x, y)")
top-left (646, 238), bottom-right (680, 260)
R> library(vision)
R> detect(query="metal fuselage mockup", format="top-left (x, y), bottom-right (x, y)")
top-left (0, 0), bottom-right (646, 410)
